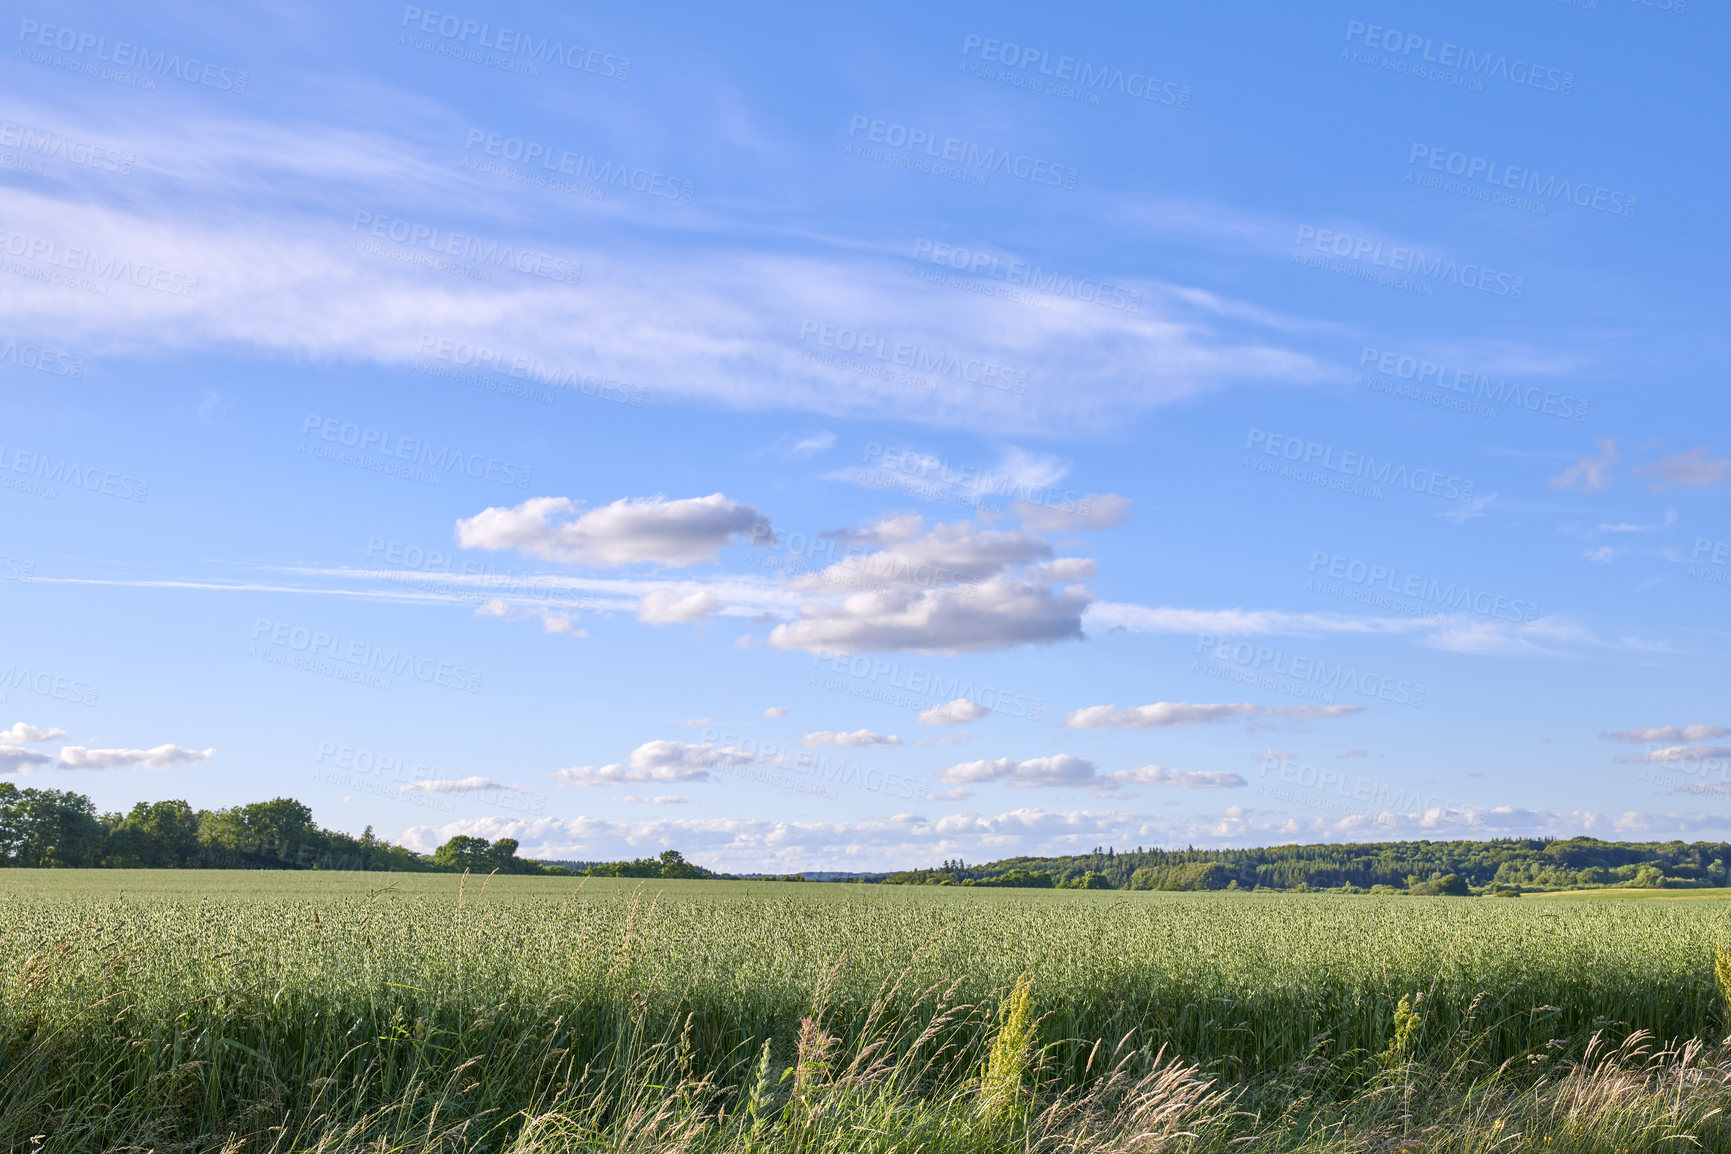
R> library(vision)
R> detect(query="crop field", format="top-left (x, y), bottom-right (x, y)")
top-left (4, 871), bottom-right (1731, 1153)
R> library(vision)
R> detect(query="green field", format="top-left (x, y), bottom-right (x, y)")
top-left (1524, 886), bottom-right (1731, 901)
top-left (4, 870), bottom-right (1730, 1153)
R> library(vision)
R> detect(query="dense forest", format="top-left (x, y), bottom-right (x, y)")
top-left (0, 784), bottom-right (560, 874)
top-left (882, 838), bottom-right (1731, 894)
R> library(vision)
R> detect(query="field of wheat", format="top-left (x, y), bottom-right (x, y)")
top-left (3, 870), bottom-right (1730, 1153)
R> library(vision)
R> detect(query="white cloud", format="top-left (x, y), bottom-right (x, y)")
top-left (545, 740), bottom-right (753, 787)
top-left (771, 431), bottom-right (836, 460)
top-left (1026, 558), bottom-right (1098, 583)
top-left (632, 740), bottom-right (753, 770)
top-left (1421, 615), bottom-right (1597, 656)
top-left (1611, 811), bottom-right (1731, 835)
top-left (0, 746), bottom-right (56, 774)
top-left (637, 589), bottom-right (724, 623)
top-left (477, 599), bottom-right (589, 636)
top-left (1441, 493), bottom-right (1496, 524)
top-left (940, 755), bottom-right (1097, 788)
top-left (58, 744), bottom-right (214, 770)
top-left (1614, 744), bottom-right (1731, 765)
top-left (1602, 725), bottom-right (1729, 743)
top-left (0, 723), bottom-right (67, 743)
top-left (1085, 603), bottom-right (1426, 639)
top-left (1631, 448), bottom-right (1731, 491)
top-left (770, 576), bottom-right (1089, 654)
top-left (1066, 702), bottom-right (1362, 729)
top-left (763, 706), bottom-right (789, 718)
top-left (1549, 439), bottom-right (1619, 493)
top-left (793, 517), bottom-right (1056, 591)
top-left (802, 729), bottom-right (902, 748)
top-left (1016, 493), bottom-right (1131, 532)
top-left (1105, 765), bottom-right (1247, 789)
top-left (0, 115), bottom-right (1332, 442)
top-left (400, 777), bottom-right (524, 794)
top-left (1599, 509), bottom-right (1676, 533)
top-left (456, 494), bottom-right (770, 567)
top-left (917, 699), bottom-right (992, 726)
top-left (612, 794), bottom-right (693, 805)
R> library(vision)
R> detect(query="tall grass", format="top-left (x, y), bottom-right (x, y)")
top-left (2, 871), bottom-right (1730, 1151)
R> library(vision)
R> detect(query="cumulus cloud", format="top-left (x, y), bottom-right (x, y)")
top-left (476, 598), bottom-right (589, 636)
top-left (1015, 493), bottom-right (1131, 532)
top-left (755, 512), bottom-right (1095, 655)
top-left (917, 699), bottom-right (992, 726)
top-left (1602, 725), bottom-right (1730, 743)
top-left (770, 576), bottom-right (1090, 654)
top-left (1104, 765), bottom-right (1247, 789)
top-left (0, 746), bottom-right (56, 774)
top-left (1631, 448), bottom-right (1731, 491)
top-left (456, 494), bottom-right (770, 567)
top-left (546, 740), bottom-right (753, 786)
top-left (0, 723), bottom-right (67, 743)
top-left (764, 706), bottom-right (789, 718)
top-left (802, 729), bottom-right (902, 748)
top-left (612, 794), bottom-right (692, 805)
top-left (1026, 558), bottom-right (1098, 583)
top-left (58, 744), bottom-right (214, 770)
top-left (400, 777), bottom-right (524, 794)
top-left (1066, 702), bottom-right (1362, 729)
top-left (637, 588), bottom-right (724, 623)
top-left (795, 517), bottom-right (1055, 591)
top-left (1614, 745), bottom-right (1731, 765)
top-left (940, 755), bottom-right (1097, 788)
top-left (1549, 439), bottom-right (1619, 493)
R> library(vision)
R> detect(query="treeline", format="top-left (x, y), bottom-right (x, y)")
top-left (883, 838), bottom-right (1731, 895)
top-left (0, 785), bottom-right (562, 874)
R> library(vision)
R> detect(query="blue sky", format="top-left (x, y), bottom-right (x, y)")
top-left (2, 0), bottom-right (1726, 871)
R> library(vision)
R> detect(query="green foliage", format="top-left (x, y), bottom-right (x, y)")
top-left (104, 800), bottom-right (202, 867)
top-left (969, 868), bottom-right (1053, 888)
top-left (887, 836), bottom-right (1731, 895)
top-left (1716, 942), bottom-right (1731, 1031)
top-left (978, 972), bottom-right (1037, 1125)
top-left (1409, 873), bottom-right (1472, 897)
top-left (1129, 862), bottom-right (1235, 891)
top-left (584, 848), bottom-right (715, 879)
top-left (0, 784), bottom-right (106, 867)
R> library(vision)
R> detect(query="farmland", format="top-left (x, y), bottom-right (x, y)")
top-left (3, 872), bottom-right (1730, 1152)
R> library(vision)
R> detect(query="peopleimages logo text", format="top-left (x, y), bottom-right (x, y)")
top-left (1407, 145), bottom-right (1636, 219)
top-left (399, 8), bottom-right (629, 78)
top-left (1294, 226), bottom-right (1524, 299)
top-left (299, 414), bottom-right (533, 488)
top-left (251, 619), bottom-right (482, 693)
top-left (1197, 636), bottom-right (1426, 708)
top-left (16, 19), bottom-right (249, 92)
top-left (1358, 347), bottom-right (1588, 421)
top-left (959, 34), bottom-right (1190, 107)
top-left (846, 117), bottom-right (1078, 189)
top-left (911, 240), bottom-right (1139, 312)
top-left (1343, 21), bottom-right (1573, 95)
top-left (351, 211), bottom-right (581, 283)
top-left (1245, 429), bottom-right (1476, 503)
top-left (1307, 552), bottom-right (1540, 623)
